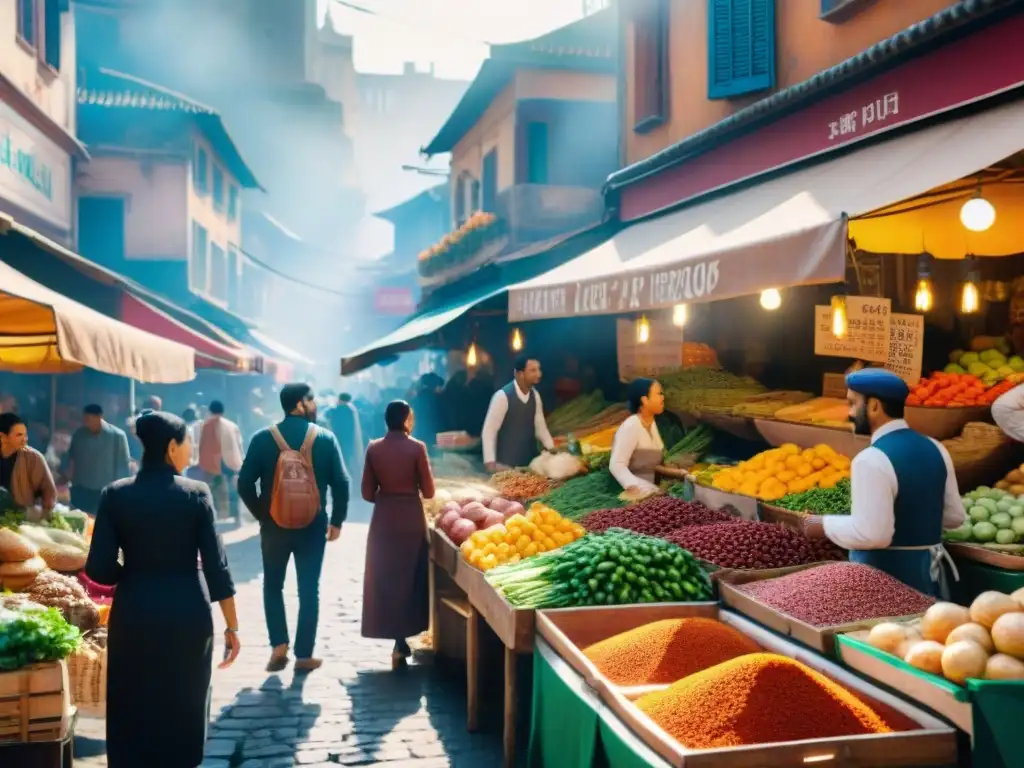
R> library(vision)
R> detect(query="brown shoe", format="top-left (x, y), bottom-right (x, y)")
top-left (266, 647), bottom-right (290, 673)
top-left (294, 658), bottom-right (323, 672)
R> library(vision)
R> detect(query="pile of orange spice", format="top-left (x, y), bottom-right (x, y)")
top-left (635, 653), bottom-right (892, 749)
top-left (583, 618), bottom-right (761, 686)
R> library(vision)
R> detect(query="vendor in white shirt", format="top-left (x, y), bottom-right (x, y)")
top-left (802, 369), bottom-right (965, 596)
top-left (609, 378), bottom-right (665, 494)
top-left (992, 380), bottom-right (1024, 442)
top-left (482, 356), bottom-right (555, 471)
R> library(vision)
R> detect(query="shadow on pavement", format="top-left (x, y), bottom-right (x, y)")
top-left (223, 533), bottom-right (265, 586)
top-left (344, 655), bottom-right (505, 766)
top-left (205, 672), bottom-right (321, 766)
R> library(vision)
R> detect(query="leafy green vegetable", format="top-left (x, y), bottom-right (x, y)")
top-left (486, 529), bottom-right (713, 608)
top-left (775, 480), bottom-right (851, 515)
top-left (41, 512), bottom-right (72, 532)
top-left (0, 509), bottom-right (25, 531)
top-left (539, 469), bottom-right (624, 520)
top-left (0, 605), bottom-right (82, 671)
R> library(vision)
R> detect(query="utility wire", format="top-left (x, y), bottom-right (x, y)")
top-left (237, 246), bottom-right (375, 299)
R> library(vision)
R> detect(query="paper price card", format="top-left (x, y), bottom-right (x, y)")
top-left (885, 313), bottom-right (924, 384)
top-left (814, 297), bottom-right (892, 363)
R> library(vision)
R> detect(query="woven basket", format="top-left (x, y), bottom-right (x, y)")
top-left (67, 645), bottom-right (106, 716)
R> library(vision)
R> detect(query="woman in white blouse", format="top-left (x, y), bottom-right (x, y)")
top-left (609, 378), bottom-right (665, 493)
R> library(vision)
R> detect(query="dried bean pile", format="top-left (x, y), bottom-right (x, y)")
top-left (490, 469), bottom-right (553, 501)
top-left (738, 562), bottom-right (935, 627)
top-left (664, 520), bottom-right (845, 570)
top-left (635, 653), bottom-right (892, 748)
top-left (580, 497), bottom-right (735, 537)
top-left (583, 617), bottom-right (761, 686)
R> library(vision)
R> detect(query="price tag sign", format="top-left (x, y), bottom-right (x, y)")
top-left (814, 297), bottom-right (892, 363)
top-left (885, 313), bottom-right (924, 384)
top-left (617, 316), bottom-right (683, 382)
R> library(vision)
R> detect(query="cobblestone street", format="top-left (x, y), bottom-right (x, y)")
top-left (74, 516), bottom-right (505, 767)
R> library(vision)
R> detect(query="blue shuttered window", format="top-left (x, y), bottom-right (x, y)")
top-left (708, 0), bottom-right (776, 100)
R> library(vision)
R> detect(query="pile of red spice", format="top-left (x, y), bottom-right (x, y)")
top-left (635, 653), bottom-right (893, 749)
top-left (738, 562), bottom-right (935, 627)
top-left (582, 618), bottom-right (761, 686)
top-left (580, 498), bottom-right (735, 537)
top-left (665, 520), bottom-right (845, 570)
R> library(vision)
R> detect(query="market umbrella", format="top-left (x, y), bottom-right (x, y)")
top-left (0, 261), bottom-right (196, 383)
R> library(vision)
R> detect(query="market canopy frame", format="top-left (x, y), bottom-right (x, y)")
top-left (0, 261), bottom-right (196, 382)
top-left (508, 98), bottom-right (1024, 322)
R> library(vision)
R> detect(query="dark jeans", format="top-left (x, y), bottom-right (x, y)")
top-left (261, 526), bottom-right (326, 659)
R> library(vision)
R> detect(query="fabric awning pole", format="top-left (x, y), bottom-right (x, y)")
top-left (129, 379), bottom-right (136, 415)
top-left (49, 375), bottom-right (56, 437)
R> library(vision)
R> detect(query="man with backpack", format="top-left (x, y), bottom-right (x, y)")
top-left (238, 383), bottom-right (350, 673)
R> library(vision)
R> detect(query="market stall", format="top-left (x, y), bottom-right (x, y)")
top-left (0, 507), bottom-right (108, 760)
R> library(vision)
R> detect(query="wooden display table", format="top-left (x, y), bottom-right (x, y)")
top-left (429, 527), bottom-right (533, 768)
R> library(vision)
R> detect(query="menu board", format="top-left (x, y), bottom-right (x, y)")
top-left (885, 312), bottom-right (925, 384)
top-left (814, 297), bottom-right (892, 363)
top-left (617, 316), bottom-right (683, 382)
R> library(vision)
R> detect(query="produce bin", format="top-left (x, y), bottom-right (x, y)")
top-left (717, 565), bottom-right (926, 656)
top-left (836, 633), bottom-right (1024, 768)
top-left (947, 556), bottom-right (1024, 605)
top-left (535, 606), bottom-right (957, 767)
top-left (757, 503), bottom-right (809, 531)
top-left (688, 483), bottom-right (759, 521)
top-left (945, 543), bottom-right (1024, 572)
top-left (754, 419), bottom-right (869, 457)
top-left (904, 406), bottom-right (992, 441)
top-left (529, 639), bottom-right (672, 768)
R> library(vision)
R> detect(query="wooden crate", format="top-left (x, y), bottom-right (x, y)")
top-left (758, 503), bottom-right (810, 531)
top-left (717, 565), bottom-right (925, 656)
top-left (540, 607), bottom-right (957, 767)
top-left (0, 661), bottom-right (72, 744)
top-left (946, 542), bottom-right (1024, 572)
top-left (536, 603), bottom-right (720, 691)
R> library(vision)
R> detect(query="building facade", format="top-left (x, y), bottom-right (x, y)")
top-left (0, 0), bottom-right (84, 246)
top-left (614, 0), bottom-right (1021, 220)
top-left (75, 68), bottom-right (259, 315)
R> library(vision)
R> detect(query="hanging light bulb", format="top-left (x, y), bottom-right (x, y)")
top-left (511, 328), bottom-right (523, 352)
top-left (960, 186), bottom-right (996, 233)
top-left (466, 342), bottom-right (478, 367)
top-left (759, 288), bottom-right (782, 311)
top-left (914, 278), bottom-right (934, 312)
top-left (960, 281), bottom-right (980, 314)
top-left (636, 315), bottom-right (651, 344)
top-left (960, 256), bottom-right (981, 315)
top-left (672, 303), bottom-right (688, 327)
top-left (914, 253), bottom-right (934, 313)
top-left (830, 296), bottom-right (849, 340)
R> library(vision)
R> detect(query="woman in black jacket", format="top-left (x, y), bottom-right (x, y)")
top-left (85, 410), bottom-right (240, 768)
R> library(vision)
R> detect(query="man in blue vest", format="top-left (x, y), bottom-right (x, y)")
top-left (802, 368), bottom-right (965, 596)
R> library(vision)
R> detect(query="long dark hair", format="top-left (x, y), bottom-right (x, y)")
top-left (626, 378), bottom-right (657, 415)
top-left (135, 410), bottom-right (187, 468)
top-left (384, 400), bottom-right (412, 432)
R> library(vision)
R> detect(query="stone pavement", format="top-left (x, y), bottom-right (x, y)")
top-left (73, 515), bottom-right (506, 767)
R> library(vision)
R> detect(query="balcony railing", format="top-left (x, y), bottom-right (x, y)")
top-left (496, 184), bottom-right (604, 249)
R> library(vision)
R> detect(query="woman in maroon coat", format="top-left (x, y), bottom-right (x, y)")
top-left (361, 400), bottom-right (436, 668)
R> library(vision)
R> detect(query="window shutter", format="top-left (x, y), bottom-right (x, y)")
top-left (708, 0), bottom-right (775, 100)
top-left (44, 0), bottom-right (61, 70)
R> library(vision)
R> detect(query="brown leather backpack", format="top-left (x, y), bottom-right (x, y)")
top-left (268, 424), bottom-right (321, 529)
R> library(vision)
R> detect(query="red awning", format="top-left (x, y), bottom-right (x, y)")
top-left (120, 294), bottom-right (252, 371)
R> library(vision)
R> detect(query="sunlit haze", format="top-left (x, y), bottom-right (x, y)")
top-left (318, 0), bottom-right (585, 78)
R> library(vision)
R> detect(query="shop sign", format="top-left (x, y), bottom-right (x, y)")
top-left (0, 103), bottom-right (71, 232)
top-left (814, 297), bottom-right (891, 363)
top-left (616, 315), bottom-right (683, 383)
top-left (885, 313), bottom-right (924, 384)
top-left (373, 287), bottom-right (416, 315)
top-left (621, 14), bottom-right (1024, 222)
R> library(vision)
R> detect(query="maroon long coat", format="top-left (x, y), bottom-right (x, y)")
top-left (361, 431), bottom-right (436, 640)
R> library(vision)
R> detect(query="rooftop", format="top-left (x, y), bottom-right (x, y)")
top-left (422, 8), bottom-right (617, 156)
top-left (77, 67), bottom-right (261, 188)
